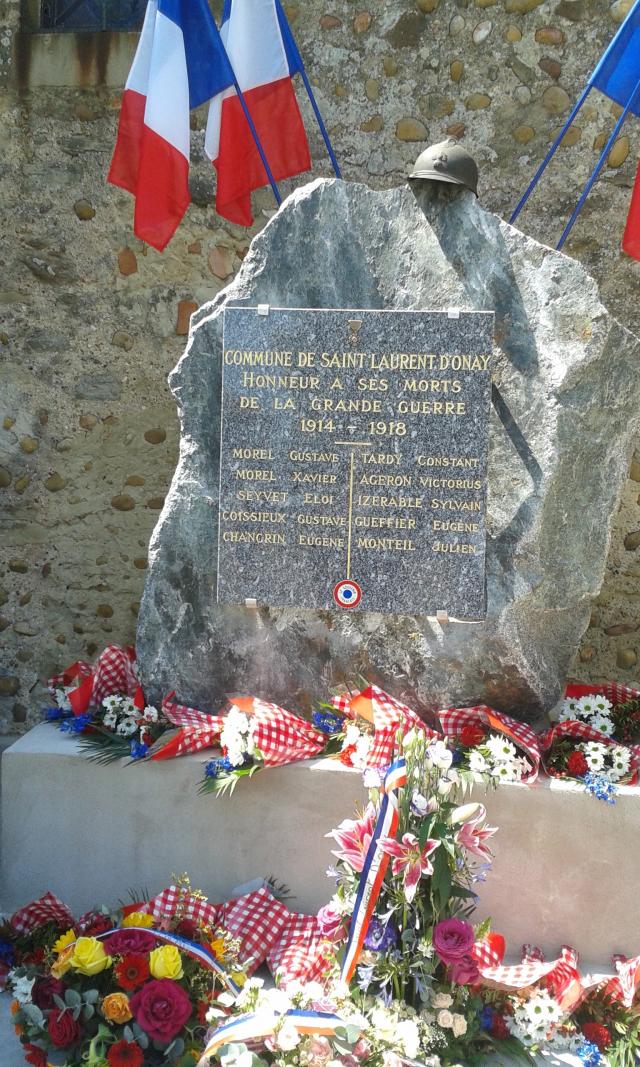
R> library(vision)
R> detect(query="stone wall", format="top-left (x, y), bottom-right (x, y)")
top-left (1, 0), bottom-right (639, 727)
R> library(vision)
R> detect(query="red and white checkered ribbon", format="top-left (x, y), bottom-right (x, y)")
top-left (439, 705), bottom-right (540, 783)
top-left (149, 693), bottom-right (226, 759)
top-left (48, 645), bottom-right (140, 714)
top-left (235, 698), bottom-right (326, 767)
top-left (144, 884), bottom-right (325, 982)
top-left (11, 892), bottom-right (75, 935)
top-left (473, 939), bottom-right (581, 1001)
top-left (538, 720), bottom-right (640, 784)
top-left (331, 685), bottom-right (438, 769)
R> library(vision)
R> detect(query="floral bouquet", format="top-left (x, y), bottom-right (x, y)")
top-left (43, 645), bottom-right (171, 763)
top-left (540, 685), bottom-right (640, 800)
top-left (7, 884), bottom-right (245, 1067)
top-left (437, 706), bottom-right (540, 785)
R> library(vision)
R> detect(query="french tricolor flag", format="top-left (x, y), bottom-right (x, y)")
top-left (108, 0), bottom-right (234, 251)
top-left (204, 0), bottom-right (311, 226)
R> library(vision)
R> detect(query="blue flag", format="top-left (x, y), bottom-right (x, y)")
top-left (591, 0), bottom-right (640, 115)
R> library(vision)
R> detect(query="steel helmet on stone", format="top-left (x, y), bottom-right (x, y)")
top-left (408, 139), bottom-right (478, 195)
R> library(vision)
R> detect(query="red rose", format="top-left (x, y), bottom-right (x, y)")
top-left (24, 1045), bottom-right (48, 1067)
top-left (23, 948), bottom-right (45, 966)
top-left (107, 1039), bottom-right (145, 1067)
top-left (582, 1023), bottom-right (612, 1051)
top-left (32, 976), bottom-right (66, 1010)
top-left (130, 978), bottom-right (192, 1043)
top-left (567, 751), bottom-right (589, 777)
top-left (115, 954), bottom-right (150, 990)
top-left (47, 1008), bottom-right (82, 1048)
top-left (176, 917), bottom-right (199, 940)
top-left (104, 929), bottom-right (156, 955)
top-left (448, 954), bottom-right (481, 985)
top-left (459, 724), bottom-right (486, 747)
top-left (490, 1014), bottom-right (510, 1040)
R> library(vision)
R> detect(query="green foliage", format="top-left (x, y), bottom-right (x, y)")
top-left (77, 726), bottom-right (133, 765)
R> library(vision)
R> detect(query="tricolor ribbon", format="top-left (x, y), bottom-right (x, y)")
top-left (340, 758), bottom-right (407, 983)
top-left (93, 926), bottom-right (242, 994)
top-left (199, 1009), bottom-right (350, 1064)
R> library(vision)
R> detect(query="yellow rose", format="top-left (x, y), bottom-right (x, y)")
top-left (70, 937), bottom-right (112, 976)
top-left (149, 944), bottom-right (183, 980)
top-left (52, 929), bottom-right (76, 954)
top-left (101, 992), bottom-right (133, 1024)
top-left (51, 945), bottom-right (74, 978)
top-left (121, 911), bottom-right (155, 929)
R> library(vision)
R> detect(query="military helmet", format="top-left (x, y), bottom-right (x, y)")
top-left (408, 139), bottom-right (478, 196)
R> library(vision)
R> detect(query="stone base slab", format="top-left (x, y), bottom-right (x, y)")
top-left (2, 725), bottom-right (639, 969)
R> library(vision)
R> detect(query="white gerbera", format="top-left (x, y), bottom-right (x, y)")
top-left (486, 734), bottom-right (517, 763)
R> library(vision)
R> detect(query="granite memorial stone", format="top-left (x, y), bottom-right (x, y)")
top-left (137, 178), bottom-right (640, 723)
top-left (218, 307), bottom-right (493, 617)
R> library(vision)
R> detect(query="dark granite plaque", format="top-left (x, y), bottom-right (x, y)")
top-left (217, 307), bottom-right (493, 618)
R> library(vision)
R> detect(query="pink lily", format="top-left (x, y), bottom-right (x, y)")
top-left (455, 807), bottom-right (497, 862)
top-left (328, 805), bottom-right (377, 872)
top-left (378, 832), bottom-right (440, 902)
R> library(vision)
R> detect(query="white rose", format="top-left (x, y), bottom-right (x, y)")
top-left (451, 1014), bottom-right (467, 1038)
top-left (437, 1010), bottom-right (454, 1029)
top-left (432, 993), bottom-right (453, 1009)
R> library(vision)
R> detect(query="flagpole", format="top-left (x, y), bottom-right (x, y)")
top-left (509, 85), bottom-right (591, 225)
top-left (296, 66), bottom-right (342, 179)
top-left (556, 75), bottom-right (640, 250)
top-left (230, 73), bottom-right (283, 207)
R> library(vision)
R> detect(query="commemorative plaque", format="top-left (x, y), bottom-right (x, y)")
top-left (217, 307), bottom-right (493, 618)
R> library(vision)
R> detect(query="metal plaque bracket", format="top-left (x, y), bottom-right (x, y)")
top-left (257, 304), bottom-right (270, 316)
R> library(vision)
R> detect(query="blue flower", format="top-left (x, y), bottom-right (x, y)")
top-left (0, 940), bottom-right (15, 966)
top-left (479, 1005), bottom-right (494, 1031)
top-left (577, 1041), bottom-right (603, 1067)
top-left (204, 755), bottom-right (236, 779)
top-left (312, 710), bottom-right (343, 735)
top-left (451, 749), bottom-right (463, 766)
top-left (59, 713), bottom-right (93, 734)
top-left (583, 772), bottom-right (617, 804)
top-left (43, 706), bottom-right (71, 721)
top-left (363, 918), bottom-right (398, 952)
top-left (130, 741), bottom-right (149, 760)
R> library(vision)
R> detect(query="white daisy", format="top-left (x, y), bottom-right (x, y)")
top-left (582, 741), bottom-right (607, 757)
top-left (612, 745), bottom-right (631, 769)
top-left (590, 713), bottom-right (614, 737)
top-left (142, 705), bottom-right (158, 723)
top-left (584, 750), bottom-right (605, 772)
top-left (559, 698), bottom-right (580, 722)
top-left (116, 717), bottom-right (138, 737)
top-left (103, 710), bottom-right (118, 729)
top-left (486, 734), bottom-right (517, 763)
top-left (491, 763), bottom-right (517, 781)
top-left (468, 750), bottom-right (488, 774)
top-left (576, 695), bottom-right (604, 721)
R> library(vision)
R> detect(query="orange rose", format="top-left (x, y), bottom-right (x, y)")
top-left (101, 992), bottom-right (133, 1024)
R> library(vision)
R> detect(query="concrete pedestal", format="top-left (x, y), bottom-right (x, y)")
top-left (2, 724), bottom-right (639, 969)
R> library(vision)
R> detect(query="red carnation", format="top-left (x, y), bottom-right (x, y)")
top-left (115, 954), bottom-right (150, 990)
top-left (460, 723), bottom-right (486, 747)
top-left (24, 1045), bottom-right (48, 1067)
top-left (567, 751), bottom-right (589, 777)
top-left (490, 1014), bottom-right (510, 1040)
top-left (582, 1023), bottom-right (612, 1051)
top-left (339, 744), bottom-right (357, 767)
top-left (177, 917), bottom-right (199, 940)
top-left (79, 911), bottom-right (114, 937)
top-left (47, 1008), bottom-right (82, 1048)
top-left (107, 1040), bottom-right (145, 1067)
